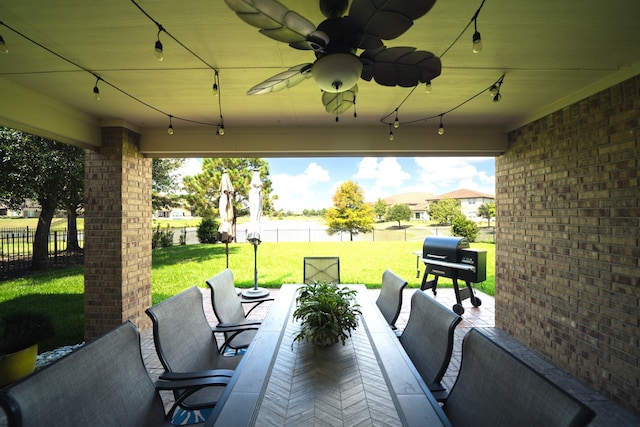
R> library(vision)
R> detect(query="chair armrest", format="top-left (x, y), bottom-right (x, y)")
top-left (213, 322), bottom-right (261, 331)
top-left (242, 298), bottom-right (274, 316)
top-left (159, 369), bottom-right (234, 380)
top-left (155, 375), bottom-right (231, 391)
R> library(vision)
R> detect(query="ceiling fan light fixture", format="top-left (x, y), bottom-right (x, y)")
top-left (312, 53), bottom-right (363, 93)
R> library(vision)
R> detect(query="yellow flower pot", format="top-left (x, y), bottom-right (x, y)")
top-left (0, 344), bottom-right (37, 387)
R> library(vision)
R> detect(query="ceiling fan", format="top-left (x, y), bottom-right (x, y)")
top-left (224, 0), bottom-right (442, 116)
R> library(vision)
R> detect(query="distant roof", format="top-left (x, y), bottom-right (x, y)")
top-left (429, 189), bottom-right (495, 200)
top-left (383, 192), bottom-right (433, 206)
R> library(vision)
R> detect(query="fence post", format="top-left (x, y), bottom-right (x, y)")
top-left (54, 230), bottom-right (58, 262)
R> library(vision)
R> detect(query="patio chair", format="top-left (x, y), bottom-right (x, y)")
top-left (442, 328), bottom-right (596, 427)
top-left (375, 269), bottom-right (408, 330)
top-left (303, 256), bottom-right (340, 284)
top-left (0, 321), bottom-right (229, 427)
top-left (145, 286), bottom-right (242, 416)
top-left (398, 290), bottom-right (461, 402)
top-left (206, 268), bottom-right (273, 351)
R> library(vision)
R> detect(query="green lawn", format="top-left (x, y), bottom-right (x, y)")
top-left (0, 241), bottom-right (494, 351)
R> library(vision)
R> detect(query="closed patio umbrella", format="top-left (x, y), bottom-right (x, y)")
top-left (243, 169), bottom-right (269, 298)
top-left (218, 171), bottom-right (234, 268)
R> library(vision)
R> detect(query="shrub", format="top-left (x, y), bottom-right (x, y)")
top-left (152, 225), bottom-right (174, 249)
top-left (197, 217), bottom-right (219, 244)
top-left (452, 217), bottom-right (479, 242)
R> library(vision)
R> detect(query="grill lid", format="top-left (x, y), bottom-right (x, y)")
top-left (422, 236), bottom-right (469, 261)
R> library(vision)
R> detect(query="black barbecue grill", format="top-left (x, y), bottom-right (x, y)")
top-left (413, 236), bottom-right (487, 315)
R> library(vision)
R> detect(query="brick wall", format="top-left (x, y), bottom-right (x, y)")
top-left (84, 127), bottom-right (152, 340)
top-left (495, 76), bottom-right (639, 413)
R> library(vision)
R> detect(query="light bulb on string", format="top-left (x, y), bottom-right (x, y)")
top-left (489, 84), bottom-right (499, 97)
top-left (493, 92), bottom-right (502, 102)
top-left (217, 125), bottom-right (225, 136)
top-left (388, 124), bottom-right (394, 141)
top-left (472, 19), bottom-right (482, 53)
top-left (212, 70), bottom-right (219, 96)
top-left (425, 80), bottom-right (432, 93)
top-left (393, 111), bottom-right (400, 129)
top-left (438, 115), bottom-right (445, 135)
top-left (93, 77), bottom-right (100, 101)
top-left (154, 30), bottom-right (164, 61)
top-left (0, 35), bottom-right (8, 54)
top-left (167, 116), bottom-right (174, 135)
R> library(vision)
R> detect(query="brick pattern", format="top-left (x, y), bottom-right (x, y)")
top-left (496, 75), bottom-right (640, 414)
top-left (84, 127), bottom-right (152, 341)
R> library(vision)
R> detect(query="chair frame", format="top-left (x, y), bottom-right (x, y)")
top-left (206, 268), bottom-right (272, 351)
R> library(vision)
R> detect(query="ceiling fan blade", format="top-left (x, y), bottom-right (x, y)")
top-left (360, 46), bottom-right (441, 87)
top-left (348, 0), bottom-right (437, 41)
top-left (322, 85), bottom-right (358, 115)
top-left (247, 64), bottom-right (313, 95)
top-left (224, 0), bottom-right (317, 49)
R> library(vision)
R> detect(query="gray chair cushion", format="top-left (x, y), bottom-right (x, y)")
top-left (146, 286), bottom-right (240, 410)
top-left (0, 322), bottom-right (175, 427)
top-left (376, 269), bottom-right (408, 328)
top-left (443, 328), bottom-right (596, 427)
top-left (399, 290), bottom-right (461, 388)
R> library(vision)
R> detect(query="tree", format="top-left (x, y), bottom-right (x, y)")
top-left (58, 149), bottom-right (85, 253)
top-left (152, 158), bottom-right (185, 212)
top-left (374, 198), bottom-right (387, 220)
top-left (385, 204), bottom-right (412, 228)
top-left (325, 180), bottom-right (374, 241)
top-left (477, 202), bottom-right (496, 226)
top-left (428, 198), bottom-right (464, 225)
top-left (0, 127), bottom-right (85, 269)
top-left (182, 158), bottom-right (274, 218)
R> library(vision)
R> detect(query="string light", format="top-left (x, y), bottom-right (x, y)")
top-left (167, 115), bottom-right (174, 134)
top-left (472, 20), bottom-right (482, 53)
top-left (438, 115), bottom-right (445, 135)
top-left (154, 29), bottom-right (164, 61)
top-left (425, 80), bottom-right (432, 93)
top-left (388, 124), bottom-right (394, 141)
top-left (217, 124), bottom-right (225, 136)
top-left (93, 76), bottom-right (101, 101)
top-left (393, 110), bottom-right (400, 129)
top-left (0, 34), bottom-right (8, 53)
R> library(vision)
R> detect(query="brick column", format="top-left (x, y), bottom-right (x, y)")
top-left (84, 127), bottom-right (152, 341)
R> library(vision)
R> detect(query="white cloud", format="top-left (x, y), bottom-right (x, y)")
top-left (270, 162), bottom-right (331, 213)
top-left (412, 157), bottom-right (495, 195)
top-left (173, 158), bottom-right (202, 180)
top-left (354, 157), bottom-right (411, 201)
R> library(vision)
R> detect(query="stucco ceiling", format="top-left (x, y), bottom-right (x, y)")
top-left (0, 0), bottom-right (639, 156)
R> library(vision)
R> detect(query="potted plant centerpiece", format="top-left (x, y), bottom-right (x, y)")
top-left (292, 282), bottom-right (362, 347)
top-left (0, 310), bottom-right (55, 386)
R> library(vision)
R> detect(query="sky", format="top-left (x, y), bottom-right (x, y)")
top-left (175, 157), bottom-right (495, 213)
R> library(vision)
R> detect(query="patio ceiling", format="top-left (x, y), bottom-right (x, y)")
top-left (0, 0), bottom-right (639, 157)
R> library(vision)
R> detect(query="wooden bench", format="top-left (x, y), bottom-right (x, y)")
top-left (0, 321), bottom-right (228, 427)
top-left (442, 328), bottom-right (596, 427)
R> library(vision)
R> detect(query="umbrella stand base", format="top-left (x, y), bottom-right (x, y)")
top-left (242, 287), bottom-right (270, 299)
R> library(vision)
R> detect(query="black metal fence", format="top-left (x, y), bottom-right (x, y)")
top-left (0, 227), bottom-right (84, 279)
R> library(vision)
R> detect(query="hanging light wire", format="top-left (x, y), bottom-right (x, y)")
top-left (0, 9), bottom-right (224, 130)
top-left (379, 0), bottom-right (491, 133)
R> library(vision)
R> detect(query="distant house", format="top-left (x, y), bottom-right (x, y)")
top-left (382, 192), bottom-right (432, 220)
top-left (427, 189), bottom-right (495, 221)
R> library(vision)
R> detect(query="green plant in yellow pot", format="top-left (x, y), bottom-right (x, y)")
top-left (292, 282), bottom-right (361, 347)
top-left (0, 310), bottom-right (55, 386)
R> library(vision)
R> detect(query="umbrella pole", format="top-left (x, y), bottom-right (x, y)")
top-left (242, 241), bottom-right (270, 299)
top-left (253, 243), bottom-right (258, 290)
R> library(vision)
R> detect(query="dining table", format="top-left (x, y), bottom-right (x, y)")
top-left (206, 284), bottom-right (452, 426)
